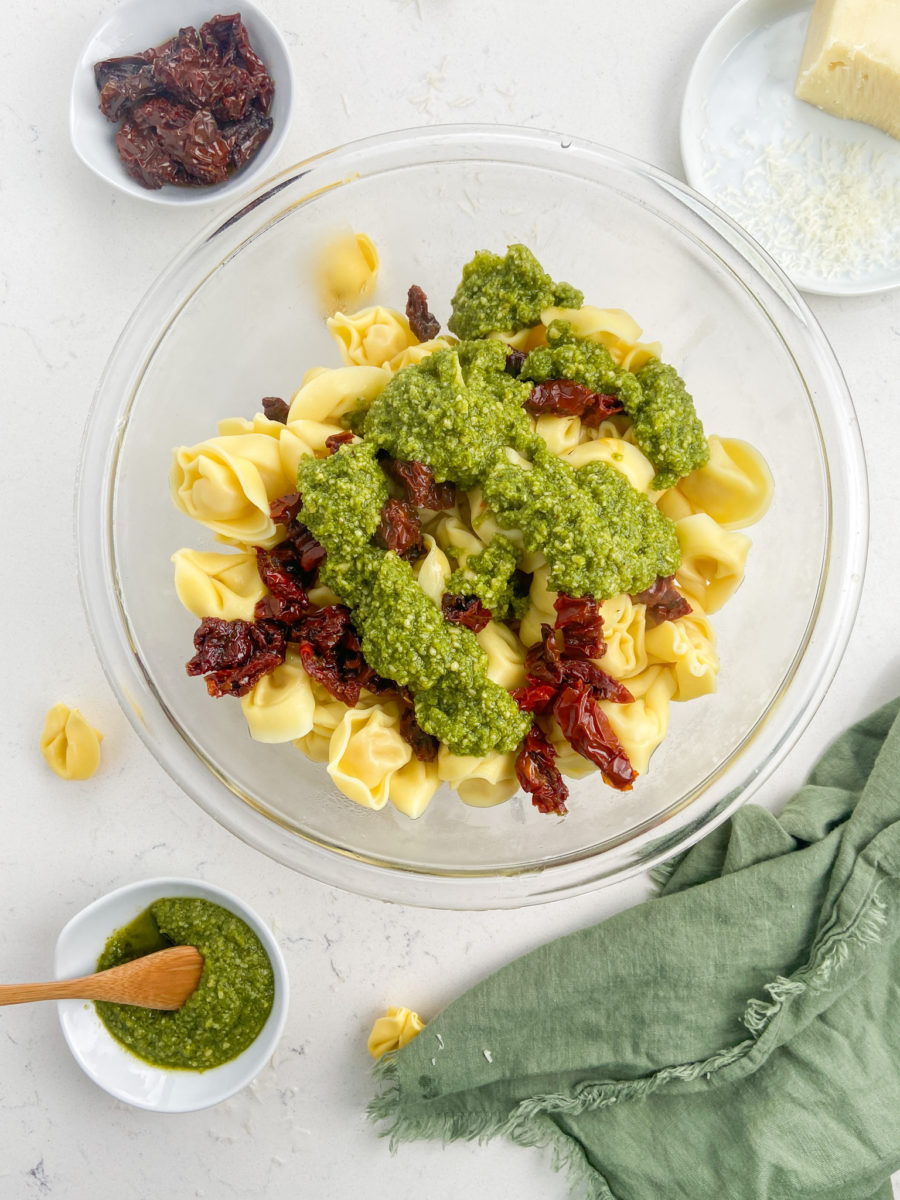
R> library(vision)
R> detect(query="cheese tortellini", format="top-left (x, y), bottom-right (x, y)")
top-left (41, 704), bottom-right (103, 781)
top-left (367, 1006), bottom-right (426, 1058)
top-left (169, 246), bottom-right (772, 822)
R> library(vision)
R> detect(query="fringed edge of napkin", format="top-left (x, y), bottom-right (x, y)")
top-left (368, 875), bottom-right (889, 1200)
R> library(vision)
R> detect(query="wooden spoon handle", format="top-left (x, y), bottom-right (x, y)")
top-left (0, 976), bottom-right (103, 1005)
top-left (0, 947), bottom-right (204, 1010)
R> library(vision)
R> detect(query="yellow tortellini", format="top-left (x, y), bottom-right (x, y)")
top-left (327, 706), bottom-right (412, 810)
top-left (388, 757), bottom-right (441, 819)
top-left (600, 668), bottom-right (676, 774)
top-left (171, 427), bottom-right (302, 548)
top-left (41, 704), bottom-right (103, 781)
top-left (645, 613), bottom-right (719, 701)
top-left (287, 365), bottom-right (390, 424)
top-left (432, 508), bottom-right (486, 566)
top-left (598, 594), bottom-right (648, 679)
top-left (240, 649), bottom-right (317, 743)
top-left (664, 437), bottom-right (775, 530)
top-left (438, 747), bottom-right (519, 808)
top-left (387, 337), bottom-right (455, 373)
top-left (327, 306), bottom-right (418, 369)
top-left (315, 230), bottom-right (379, 315)
top-left (412, 534), bottom-right (451, 606)
top-left (674, 514), bottom-right (752, 614)
top-left (519, 564), bottom-right (557, 647)
top-left (541, 305), bottom-right (661, 370)
top-left (367, 1006), bottom-right (426, 1058)
top-left (533, 414), bottom-right (583, 456)
top-left (172, 549), bottom-right (265, 621)
top-left (564, 438), bottom-right (656, 494)
top-left (475, 621), bottom-right (527, 690)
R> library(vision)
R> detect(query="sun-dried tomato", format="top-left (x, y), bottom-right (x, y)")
top-left (524, 625), bottom-right (566, 685)
top-left (262, 396), bottom-right (289, 423)
top-left (441, 593), bottom-right (492, 632)
top-left (325, 431), bottom-right (356, 454)
top-left (552, 683), bottom-right (636, 790)
top-left (296, 606), bottom-right (374, 706)
top-left (554, 593), bottom-right (605, 660)
top-left (515, 725), bottom-right (568, 815)
top-left (375, 498), bottom-right (425, 560)
top-left (406, 285), bottom-right (441, 343)
top-left (187, 616), bottom-right (286, 698)
top-left (381, 457), bottom-right (456, 511)
top-left (524, 379), bottom-right (624, 426)
top-left (525, 624), bottom-right (631, 701)
top-left (94, 14), bottom-right (274, 190)
top-left (505, 348), bottom-right (527, 377)
top-left (632, 575), bottom-right (692, 626)
top-left (511, 680), bottom-right (557, 715)
top-left (399, 706), bottom-right (439, 761)
top-left (269, 492), bottom-right (302, 525)
top-left (285, 523), bottom-right (327, 581)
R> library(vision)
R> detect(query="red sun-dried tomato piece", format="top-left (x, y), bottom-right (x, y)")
top-left (219, 107), bottom-right (273, 170)
top-left (511, 681), bottom-right (557, 715)
top-left (631, 575), bottom-right (692, 626)
top-left (115, 117), bottom-right (191, 188)
top-left (325, 431), bottom-right (356, 454)
top-left (262, 396), bottom-right (289, 423)
top-left (374, 498), bottom-right (425, 560)
top-left (552, 683), bottom-right (636, 790)
top-left (524, 625), bottom-right (631, 702)
top-left (136, 97), bottom-right (231, 184)
top-left (187, 616), bottom-right (286, 697)
top-left (524, 379), bottom-right (624, 425)
top-left (94, 53), bottom-right (159, 122)
top-left (524, 624), bottom-right (565, 685)
top-left (269, 492), bottom-right (302, 525)
top-left (399, 705), bottom-right (439, 762)
top-left (441, 593), bottom-right (492, 633)
top-left (295, 605), bottom-right (374, 706)
top-left (505, 348), bottom-right (527, 377)
top-left (381, 457), bottom-right (456, 511)
top-left (200, 13), bottom-right (275, 114)
top-left (515, 725), bottom-right (569, 815)
top-left (554, 593), bottom-right (605, 660)
top-left (406, 285), bottom-right (441, 343)
top-left (286, 523), bottom-right (327, 581)
top-left (152, 24), bottom-right (255, 122)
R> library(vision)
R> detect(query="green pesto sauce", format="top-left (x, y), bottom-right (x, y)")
top-left (363, 345), bottom-right (535, 490)
top-left (447, 244), bottom-right (583, 340)
top-left (446, 534), bottom-right (520, 615)
top-left (523, 321), bottom-right (707, 488)
top-left (633, 358), bottom-right (709, 489)
top-left (96, 898), bottom-right (274, 1072)
top-left (482, 444), bottom-right (679, 599)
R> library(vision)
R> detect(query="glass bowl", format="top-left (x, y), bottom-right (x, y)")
top-left (77, 125), bottom-right (867, 908)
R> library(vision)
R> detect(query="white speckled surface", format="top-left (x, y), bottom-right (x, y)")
top-left (1, 1), bottom-right (898, 1196)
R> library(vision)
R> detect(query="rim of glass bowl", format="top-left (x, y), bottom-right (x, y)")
top-left (76, 124), bottom-right (868, 910)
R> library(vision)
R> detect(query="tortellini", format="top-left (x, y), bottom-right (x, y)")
top-left (475, 622), bottom-right (527, 690)
top-left (315, 230), bottom-right (379, 315)
top-left (564, 438), bottom-right (656, 494)
top-left (240, 649), bottom-right (317, 743)
top-left (412, 534), bottom-right (451, 606)
top-left (600, 668), bottom-right (676, 774)
top-left (327, 306), bottom-right (418, 369)
top-left (41, 704), bottom-right (103, 781)
top-left (327, 707), bottom-right (412, 811)
top-left (172, 549), bottom-right (265, 621)
top-left (541, 305), bottom-right (661, 371)
top-left (287, 364), bottom-right (390, 424)
top-left (598, 595), bottom-right (648, 680)
top-left (367, 1006), bottom-right (425, 1058)
top-left (438, 747), bottom-right (519, 807)
top-left (674, 514), bottom-right (752, 614)
top-left (645, 614), bottom-right (719, 701)
top-left (388, 757), bottom-right (441, 819)
top-left (662, 437), bottom-right (774, 530)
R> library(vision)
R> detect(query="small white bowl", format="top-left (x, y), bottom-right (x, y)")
top-left (54, 877), bottom-right (289, 1112)
top-left (69, 0), bottom-right (293, 206)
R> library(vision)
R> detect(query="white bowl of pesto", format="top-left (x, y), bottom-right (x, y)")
top-left (55, 878), bottom-right (289, 1112)
top-left (78, 126), bottom-right (867, 908)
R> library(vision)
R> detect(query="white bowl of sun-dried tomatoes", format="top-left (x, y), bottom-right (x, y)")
top-left (69, 0), bottom-right (293, 205)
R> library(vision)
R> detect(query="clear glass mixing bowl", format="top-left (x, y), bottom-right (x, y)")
top-left (77, 126), bottom-right (868, 908)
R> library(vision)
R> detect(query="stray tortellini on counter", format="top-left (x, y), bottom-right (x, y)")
top-left (315, 230), bottom-right (379, 315)
top-left (40, 703), bottom-right (103, 781)
top-left (172, 548), bottom-right (265, 621)
top-left (240, 649), bottom-right (317, 743)
top-left (367, 1006), bottom-right (426, 1058)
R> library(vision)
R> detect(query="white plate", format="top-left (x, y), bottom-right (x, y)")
top-left (681, 0), bottom-right (900, 296)
top-left (69, 0), bottom-right (293, 207)
top-left (55, 878), bottom-right (289, 1112)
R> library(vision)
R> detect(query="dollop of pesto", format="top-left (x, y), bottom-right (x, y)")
top-left (96, 898), bottom-right (275, 1072)
top-left (447, 244), bottom-right (583, 340)
top-left (632, 358), bottom-right (709, 489)
top-left (522, 321), bottom-right (708, 489)
top-left (446, 533), bottom-right (521, 614)
top-left (298, 440), bottom-right (388, 554)
top-left (482, 444), bottom-right (679, 599)
top-left (363, 344), bottom-right (535, 489)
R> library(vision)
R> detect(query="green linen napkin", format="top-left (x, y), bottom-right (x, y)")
top-left (369, 698), bottom-right (900, 1200)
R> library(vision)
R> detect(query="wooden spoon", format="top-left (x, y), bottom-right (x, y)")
top-left (0, 946), bottom-right (204, 1011)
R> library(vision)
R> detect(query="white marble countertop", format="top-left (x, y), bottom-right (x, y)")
top-left (2, 1), bottom-right (898, 1196)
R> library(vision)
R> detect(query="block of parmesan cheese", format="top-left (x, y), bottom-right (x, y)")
top-left (794, 0), bottom-right (900, 140)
